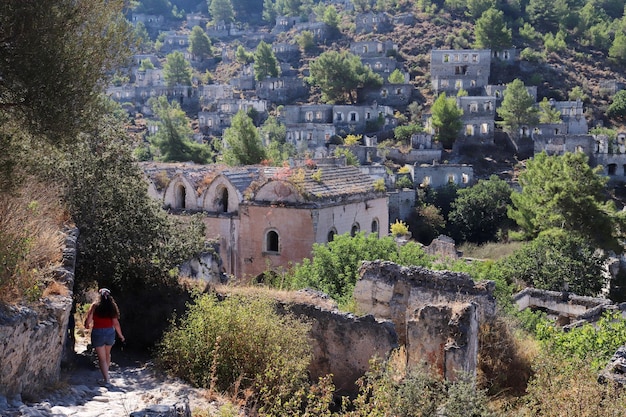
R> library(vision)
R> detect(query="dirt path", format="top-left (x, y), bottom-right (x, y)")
top-left (1, 337), bottom-right (219, 417)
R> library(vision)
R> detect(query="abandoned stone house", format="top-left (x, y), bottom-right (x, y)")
top-left (160, 31), bottom-right (191, 54)
top-left (409, 163), bottom-right (474, 189)
top-left (430, 49), bottom-right (491, 95)
top-left (256, 76), bottom-right (309, 104)
top-left (197, 98), bottom-right (268, 135)
top-left (333, 103), bottom-right (396, 135)
top-left (355, 12), bottom-right (393, 33)
top-left (272, 15), bottom-right (302, 34)
top-left (595, 133), bottom-right (626, 179)
top-left (361, 57), bottom-right (400, 80)
top-left (456, 95), bottom-right (496, 143)
top-left (358, 83), bottom-right (414, 107)
top-left (141, 161), bottom-right (389, 279)
top-left (350, 40), bottom-right (398, 58)
top-left (185, 12), bottom-right (206, 28)
top-left (272, 43), bottom-right (301, 64)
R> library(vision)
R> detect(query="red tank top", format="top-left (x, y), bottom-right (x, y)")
top-left (93, 313), bottom-right (114, 329)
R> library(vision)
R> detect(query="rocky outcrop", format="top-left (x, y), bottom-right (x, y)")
top-left (0, 228), bottom-right (78, 397)
top-left (282, 302), bottom-right (398, 395)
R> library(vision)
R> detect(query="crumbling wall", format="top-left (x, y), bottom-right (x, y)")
top-left (282, 302), bottom-right (398, 395)
top-left (355, 260), bottom-right (495, 379)
top-left (0, 228), bottom-right (78, 397)
top-left (406, 303), bottom-right (479, 381)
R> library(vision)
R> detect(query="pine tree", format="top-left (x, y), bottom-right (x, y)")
top-left (253, 41), bottom-right (281, 81)
top-left (473, 8), bottom-right (512, 50)
top-left (163, 51), bottom-right (192, 86)
top-left (496, 79), bottom-right (539, 141)
top-left (223, 110), bottom-right (267, 165)
top-left (188, 26), bottom-right (212, 61)
top-left (430, 93), bottom-right (463, 149)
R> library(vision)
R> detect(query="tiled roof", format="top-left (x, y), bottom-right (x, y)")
top-left (140, 162), bottom-right (381, 201)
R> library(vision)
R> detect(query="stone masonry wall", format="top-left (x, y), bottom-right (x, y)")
top-left (0, 228), bottom-right (78, 397)
top-left (281, 302), bottom-right (398, 395)
top-left (355, 260), bottom-right (495, 380)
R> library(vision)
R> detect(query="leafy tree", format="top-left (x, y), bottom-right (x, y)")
top-left (466, 0), bottom-right (496, 19)
top-left (352, 0), bottom-right (376, 12)
top-left (448, 175), bottom-right (513, 244)
top-left (538, 97), bottom-right (562, 123)
top-left (139, 58), bottom-right (155, 71)
top-left (388, 69), bottom-right (405, 84)
top-left (394, 123), bottom-right (423, 143)
top-left (609, 30), bottom-right (626, 65)
top-left (333, 147), bottom-right (359, 166)
top-left (133, 21), bottom-right (153, 53)
top-left (149, 96), bottom-right (212, 163)
top-left (525, 0), bottom-right (567, 33)
top-left (508, 151), bottom-right (622, 251)
top-left (473, 8), bottom-right (512, 50)
top-left (430, 93), bottom-right (463, 149)
top-left (235, 45), bottom-right (254, 65)
top-left (295, 30), bottom-right (316, 54)
top-left (275, 0), bottom-right (314, 17)
top-left (188, 26), bottom-right (212, 61)
top-left (262, 0), bottom-right (277, 23)
top-left (607, 90), bottom-right (626, 121)
top-left (209, 0), bottom-right (234, 23)
top-left (318, 4), bottom-right (340, 35)
top-left (60, 114), bottom-right (206, 291)
top-left (136, 0), bottom-right (172, 15)
top-left (290, 233), bottom-right (432, 306)
top-left (568, 86), bottom-right (588, 102)
top-left (308, 51), bottom-right (383, 103)
top-left (163, 51), bottom-right (192, 86)
top-left (0, 0), bottom-right (133, 145)
top-left (497, 79), bottom-right (539, 141)
top-left (497, 228), bottom-right (606, 296)
top-left (253, 41), bottom-right (281, 81)
top-left (407, 204), bottom-right (445, 244)
top-left (260, 116), bottom-right (295, 164)
top-left (223, 110), bottom-right (267, 165)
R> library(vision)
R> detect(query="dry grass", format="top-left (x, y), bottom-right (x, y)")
top-left (0, 179), bottom-right (69, 304)
top-left (212, 283), bottom-right (338, 311)
top-left (459, 241), bottom-right (524, 261)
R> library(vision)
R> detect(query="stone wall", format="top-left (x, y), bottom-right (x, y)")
top-left (354, 260), bottom-right (495, 380)
top-left (282, 302), bottom-right (398, 395)
top-left (0, 228), bottom-right (78, 397)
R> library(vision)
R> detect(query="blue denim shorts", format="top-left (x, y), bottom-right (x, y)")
top-left (91, 327), bottom-right (115, 348)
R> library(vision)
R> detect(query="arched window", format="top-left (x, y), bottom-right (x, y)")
top-left (371, 219), bottom-right (379, 237)
top-left (351, 223), bottom-right (360, 237)
top-left (176, 184), bottom-right (186, 209)
top-left (266, 230), bottom-right (279, 253)
top-left (221, 188), bottom-right (229, 212)
top-left (328, 228), bottom-right (336, 242)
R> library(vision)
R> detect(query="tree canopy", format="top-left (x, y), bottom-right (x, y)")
top-left (0, 0), bottom-right (133, 144)
top-left (607, 90), bottom-right (626, 122)
top-left (497, 228), bottom-right (606, 296)
top-left (209, 0), bottom-right (235, 23)
top-left (163, 51), bottom-right (193, 86)
top-left (188, 26), bottom-right (212, 61)
top-left (253, 41), bottom-right (281, 81)
top-left (430, 93), bottom-right (463, 149)
top-left (508, 151), bottom-right (623, 251)
top-left (149, 96), bottom-right (212, 163)
top-left (307, 51), bottom-right (383, 104)
top-left (223, 110), bottom-right (267, 165)
top-left (496, 79), bottom-right (539, 141)
top-left (473, 8), bottom-right (512, 50)
top-left (448, 175), bottom-right (513, 244)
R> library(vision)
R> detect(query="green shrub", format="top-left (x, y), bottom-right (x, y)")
top-left (535, 311), bottom-right (626, 370)
top-left (288, 233), bottom-right (432, 308)
top-left (157, 293), bottom-right (312, 408)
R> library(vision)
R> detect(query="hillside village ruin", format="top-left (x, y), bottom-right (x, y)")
top-left (6, 3), bottom-right (626, 408)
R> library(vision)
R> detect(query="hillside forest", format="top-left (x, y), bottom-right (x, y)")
top-left (2, 0), bottom-right (626, 415)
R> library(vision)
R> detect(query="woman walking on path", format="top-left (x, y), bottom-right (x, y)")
top-left (84, 288), bottom-right (125, 385)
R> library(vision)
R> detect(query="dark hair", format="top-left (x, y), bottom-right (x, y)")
top-left (94, 291), bottom-right (121, 319)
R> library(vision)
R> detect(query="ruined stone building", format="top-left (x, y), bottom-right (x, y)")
top-left (409, 163), bottom-right (474, 189)
top-left (141, 161), bottom-right (389, 279)
top-left (430, 49), bottom-right (491, 96)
